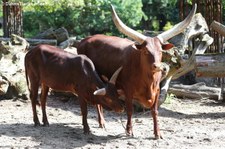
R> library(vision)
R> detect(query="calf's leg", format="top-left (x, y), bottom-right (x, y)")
top-left (30, 81), bottom-right (40, 126)
top-left (40, 84), bottom-right (50, 126)
top-left (96, 104), bottom-right (105, 128)
top-left (78, 96), bottom-right (90, 134)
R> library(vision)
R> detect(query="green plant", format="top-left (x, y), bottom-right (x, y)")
top-left (164, 93), bottom-right (176, 104)
top-left (163, 21), bottom-right (173, 31)
top-left (21, 0), bottom-right (144, 37)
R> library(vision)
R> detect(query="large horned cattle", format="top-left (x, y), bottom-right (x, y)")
top-left (77, 4), bottom-right (197, 139)
top-left (24, 44), bottom-right (124, 134)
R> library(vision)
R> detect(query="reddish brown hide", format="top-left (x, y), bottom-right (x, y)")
top-left (24, 44), bottom-right (124, 134)
top-left (78, 35), bottom-right (167, 138)
top-left (77, 4), bottom-right (196, 139)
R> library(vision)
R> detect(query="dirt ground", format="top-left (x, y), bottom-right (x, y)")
top-left (1, 95), bottom-right (225, 149)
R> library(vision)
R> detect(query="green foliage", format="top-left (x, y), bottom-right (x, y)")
top-left (7, 0), bottom-right (225, 38)
top-left (77, 0), bottom-right (144, 37)
top-left (141, 0), bottom-right (179, 31)
top-left (223, 0), bottom-right (225, 24)
top-left (163, 21), bottom-right (173, 31)
top-left (164, 93), bottom-right (176, 104)
top-left (152, 20), bottom-right (159, 31)
top-left (21, 0), bottom-right (144, 38)
top-left (22, 0), bottom-right (85, 37)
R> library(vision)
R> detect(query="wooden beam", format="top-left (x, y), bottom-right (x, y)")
top-left (195, 53), bottom-right (225, 77)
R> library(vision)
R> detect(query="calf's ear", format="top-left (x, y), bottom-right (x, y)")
top-left (162, 43), bottom-right (174, 50)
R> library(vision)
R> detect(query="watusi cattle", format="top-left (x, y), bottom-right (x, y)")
top-left (24, 44), bottom-right (124, 134)
top-left (77, 4), bottom-right (196, 139)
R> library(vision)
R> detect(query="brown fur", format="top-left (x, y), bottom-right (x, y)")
top-left (25, 44), bottom-right (123, 134)
top-left (77, 34), bottom-right (173, 138)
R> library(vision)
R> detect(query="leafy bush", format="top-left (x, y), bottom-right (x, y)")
top-left (22, 0), bottom-right (144, 38)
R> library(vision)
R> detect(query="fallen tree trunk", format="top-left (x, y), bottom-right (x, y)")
top-left (168, 82), bottom-right (221, 100)
top-left (0, 38), bottom-right (57, 46)
top-left (32, 28), bottom-right (55, 39)
top-left (26, 39), bottom-right (57, 46)
top-left (195, 53), bottom-right (225, 77)
top-left (32, 27), bottom-right (69, 44)
top-left (59, 37), bottom-right (77, 49)
top-left (53, 27), bottom-right (69, 43)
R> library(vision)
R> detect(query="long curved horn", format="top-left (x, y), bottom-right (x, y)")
top-left (111, 5), bottom-right (147, 44)
top-left (109, 66), bottom-right (123, 85)
top-left (157, 4), bottom-right (197, 43)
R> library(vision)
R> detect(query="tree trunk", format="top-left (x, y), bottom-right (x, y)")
top-left (0, 37), bottom-right (57, 46)
top-left (32, 27), bottom-right (69, 44)
top-left (168, 82), bottom-right (221, 100)
top-left (26, 39), bottom-right (57, 46)
top-left (54, 27), bottom-right (69, 44)
top-left (195, 53), bottom-right (225, 77)
top-left (32, 28), bottom-right (55, 39)
top-left (210, 21), bottom-right (225, 37)
top-left (59, 37), bottom-right (77, 49)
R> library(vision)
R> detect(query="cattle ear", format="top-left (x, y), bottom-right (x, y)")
top-left (134, 41), bottom-right (147, 50)
top-left (162, 43), bottom-right (174, 50)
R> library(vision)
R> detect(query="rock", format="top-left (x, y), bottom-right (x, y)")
top-left (0, 35), bottom-right (27, 99)
top-left (0, 76), bottom-right (9, 95)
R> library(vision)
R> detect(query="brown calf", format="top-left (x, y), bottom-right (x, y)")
top-left (24, 44), bottom-right (124, 134)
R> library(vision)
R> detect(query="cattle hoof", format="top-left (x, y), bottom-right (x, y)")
top-left (155, 135), bottom-right (163, 140)
top-left (34, 122), bottom-right (41, 127)
top-left (84, 130), bottom-right (91, 135)
top-left (99, 124), bottom-right (105, 129)
top-left (125, 131), bottom-right (134, 137)
top-left (42, 123), bottom-right (49, 127)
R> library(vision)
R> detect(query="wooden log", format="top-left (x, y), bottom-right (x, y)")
top-left (210, 21), bottom-right (225, 37)
top-left (59, 37), bottom-right (77, 49)
top-left (32, 27), bottom-right (69, 44)
top-left (26, 38), bottom-right (57, 46)
top-left (0, 37), bottom-right (10, 42)
top-left (32, 28), bottom-right (55, 39)
top-left (54, 27), bottom-right (69, 44)
top-left (195, 53), bottom-right (225, 77)
top-left (168, 82), bottom-right (221, 100)
top-left (0, 37), bottom-right (57, 46)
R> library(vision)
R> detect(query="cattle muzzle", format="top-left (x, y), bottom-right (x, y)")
top-left (101, 99), bottom-right (124, 113)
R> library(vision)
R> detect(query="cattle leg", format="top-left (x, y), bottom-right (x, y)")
top-left (30, 83), bottom-right (40, 126)
top-left (40, 84), bottom-right (50, 126)
top-left (96, 104), bottom-right (105, 128)
top-left (151, 92), bottom-right (162, 139)
top-left (125, 99), bottom-right (133, 136)
top-left (78, 97), bottom-right (90, 134)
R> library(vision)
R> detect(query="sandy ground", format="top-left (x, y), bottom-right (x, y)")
top-left (1, 95), bottom-right (225, 149)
